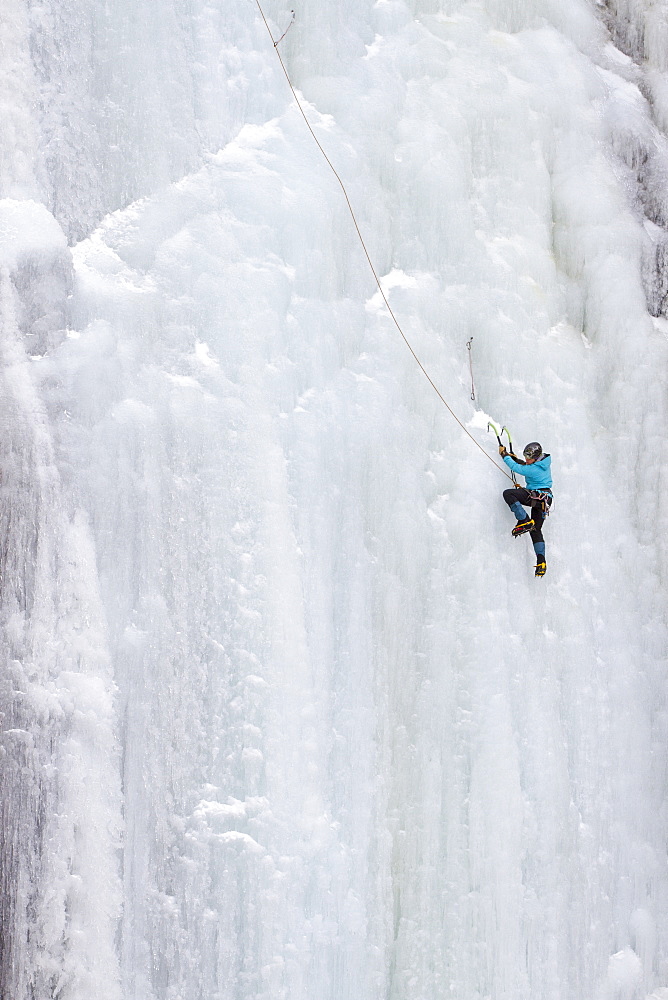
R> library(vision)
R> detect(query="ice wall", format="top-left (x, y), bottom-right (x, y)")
top-left (1, 1), bottom-right (668, 999)
top-left (0, 198), bottom-right (121, 999)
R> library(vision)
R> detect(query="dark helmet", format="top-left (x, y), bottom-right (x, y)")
top-left (523, 441), bottom-right (543, 461)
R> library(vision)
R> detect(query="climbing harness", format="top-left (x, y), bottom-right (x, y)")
top-left (466, 337), bottom-right (475, 401)
top-left (254, 1), bottom-right (513, 482)
top-left (527, 490), bottom-right (553, 517)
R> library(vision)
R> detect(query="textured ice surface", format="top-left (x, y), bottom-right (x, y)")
top-left (1, 1), bottom-right (668, 999)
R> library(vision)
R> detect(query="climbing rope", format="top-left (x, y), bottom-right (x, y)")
top-left (254, 2), bottom-right (512, 481)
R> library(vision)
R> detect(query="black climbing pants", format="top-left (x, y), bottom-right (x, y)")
top-left (503, 487), bottom-right (552, 544)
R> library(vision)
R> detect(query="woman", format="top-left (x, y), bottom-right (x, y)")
top-left (499, 441), bottom-right (552, 578)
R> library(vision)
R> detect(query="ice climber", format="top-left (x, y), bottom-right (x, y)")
top-left (498, 441), bottom-right (552, 578)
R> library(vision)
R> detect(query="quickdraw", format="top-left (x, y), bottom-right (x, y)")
top-left (274, 10), bottom-right (295, 46)
top-left (466, 337), bottom-right (475, 401)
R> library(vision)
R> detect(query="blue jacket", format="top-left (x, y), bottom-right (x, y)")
top-left (503, 453), bottom-right (552, 491)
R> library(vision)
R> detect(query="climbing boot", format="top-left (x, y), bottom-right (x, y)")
top-left (511, 517), bottom-right (534, 538)
top-left (535, 557), bottom-right (546, 578)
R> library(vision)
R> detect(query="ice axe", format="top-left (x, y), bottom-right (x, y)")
top-left (488, 421), bottom-right (515, 453)
top-left (488, 422), bottom-right (518, 483)
top-left (501, 425), bottom-right (514, 457)
top-left (488, 421), bottom-right (503, 448)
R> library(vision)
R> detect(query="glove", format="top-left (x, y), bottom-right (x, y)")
top-left (499, 445), bottom-right (508, 457)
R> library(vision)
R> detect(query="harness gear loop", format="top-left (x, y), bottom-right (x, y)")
top-left (528, 490), bottom-right (553, 516)
top-left (255, 0), bottom-right (512, 481)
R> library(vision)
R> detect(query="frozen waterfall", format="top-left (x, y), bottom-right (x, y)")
top-left (1, 1), bottom-right (668, 998)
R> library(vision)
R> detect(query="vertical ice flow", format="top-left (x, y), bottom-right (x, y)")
top-left (0, 1), bottom-right (668, 998)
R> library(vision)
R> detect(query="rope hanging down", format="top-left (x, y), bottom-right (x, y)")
top-left (466, 337), bottom-right (475, 401)
top-left (274, 10), bottom-right (295, 46)
top-left (254, 2), bottom-right (512, 481)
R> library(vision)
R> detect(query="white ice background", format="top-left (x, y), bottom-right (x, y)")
top-left (1, 0), bottom-right (668, 998)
